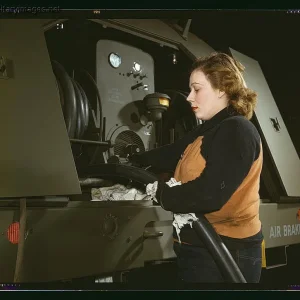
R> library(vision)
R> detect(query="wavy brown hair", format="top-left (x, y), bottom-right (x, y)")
top-left (191, 52), bottom-right (257, 120)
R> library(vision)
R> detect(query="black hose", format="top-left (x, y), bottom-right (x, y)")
top-left (70, 78), bottom-right (84, 139)
top-left (52, 62), bottom-right (106, 163)
top-left (52, 61), bottom-right (77, 138)
top-left (192, 216), bottom-right (247, 283)
top-left (74, 81), bottom-right (83, 139)
top-left (77, 82), bottom-right (90, 135)
top-left (78, 163), bottom-right (158, 185)
top-left (81, 69), bottom-right (103, 141)
top-left (80, 70), bottom-right (103, 165)
top-left (52, 62), bottom-right (94, 143)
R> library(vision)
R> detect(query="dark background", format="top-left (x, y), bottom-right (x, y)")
top-left (188, 11), bottom-right (300, 156)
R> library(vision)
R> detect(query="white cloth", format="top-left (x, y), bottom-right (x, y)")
top-left (91, 178), bottom-right (199, 243)
top-left (91, 184), bottom-right (151, 201)
top-left (146, 178), bottom-right (199, 243)
top-left (145, 181), bottom-right (158, 201)
top-left (172, 213), bottom-right (198, 244)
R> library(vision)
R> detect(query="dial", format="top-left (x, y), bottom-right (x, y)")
top-left (108, 52), bottom-right (122, 68)
top-left (133, 62), bottom-right (141, 73)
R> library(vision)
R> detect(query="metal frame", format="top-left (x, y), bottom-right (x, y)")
top-left (265, 245), bottom-right (289, 269)
top-left (182, 19), bottom-right (192, 40)
top-left (42, 19), bottom-right (214, 60)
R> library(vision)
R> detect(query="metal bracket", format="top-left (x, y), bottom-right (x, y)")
top-left (14, 198), bottom-right (27, 283)
top-left (266, 245), bottom-right (289, 269)
top-left (182, 19), bottom-right (192, 41)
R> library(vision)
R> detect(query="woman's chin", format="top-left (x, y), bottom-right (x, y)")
top-left (195, 112), bottom-right (203, 120)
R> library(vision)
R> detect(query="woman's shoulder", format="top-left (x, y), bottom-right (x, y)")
top-left (220, 115), bottom-right (260, 138)
top-left (217, 116), bottom-right (261, 159)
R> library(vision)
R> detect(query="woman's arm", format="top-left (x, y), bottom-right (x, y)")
top-left (130, 126), bottom-right (201, 173)
top-left (155, 117), bottom-right (261, 213)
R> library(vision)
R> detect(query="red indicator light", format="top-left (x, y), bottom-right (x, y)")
top-left (7, 222), bottom-right (20, 244)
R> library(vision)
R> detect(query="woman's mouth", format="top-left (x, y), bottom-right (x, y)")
top-left (191, 106), bottom-right (198, 111)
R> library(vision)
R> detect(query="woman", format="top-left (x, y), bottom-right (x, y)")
top-left (131, 52), bottom-right (264, 283)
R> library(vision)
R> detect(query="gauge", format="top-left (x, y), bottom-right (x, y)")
top-left (108, 52), bottom-right (122, 68)
top-left (133, 62), bottom-right (141, 73)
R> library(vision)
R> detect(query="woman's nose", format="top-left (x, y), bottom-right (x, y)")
top-left (186, 91), bottom-right (193, 102)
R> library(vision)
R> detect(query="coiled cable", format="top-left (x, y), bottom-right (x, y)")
top-left (52, 62), bottom-right (105, 164)
top-left (52, 62), bottom-right (95, 140)
top-left (80, 69), bottom-right (103, 165)
top-left (52, 60), bottom-right (77, 138)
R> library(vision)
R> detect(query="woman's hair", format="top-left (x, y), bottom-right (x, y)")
top-left (191, 52), bottom-right (257, 120)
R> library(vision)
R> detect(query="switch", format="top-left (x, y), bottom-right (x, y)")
top-left (131, 82), bottom-right (149, 91)
top-left (131, 82), bottom-right (143, 90)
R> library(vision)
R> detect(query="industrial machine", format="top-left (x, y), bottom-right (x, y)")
top-left (0, 18), bottom-right (300, 284)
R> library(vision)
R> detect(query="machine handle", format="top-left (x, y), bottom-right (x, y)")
top-left (143, 230), bottom-right (164, 239)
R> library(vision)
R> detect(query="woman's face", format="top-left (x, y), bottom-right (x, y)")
top-left (187, 70), bottom-right (227, 121)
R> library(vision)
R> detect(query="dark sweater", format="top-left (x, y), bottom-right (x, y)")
top-left (131, 107), bottom-right (264, 249)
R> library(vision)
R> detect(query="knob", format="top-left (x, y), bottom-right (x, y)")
top-left (102, 214), bottom-right (118, 240)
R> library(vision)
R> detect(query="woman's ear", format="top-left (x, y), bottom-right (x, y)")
top-left (218, 90), bottom-right (226, 99)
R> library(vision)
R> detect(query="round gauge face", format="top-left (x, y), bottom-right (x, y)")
top-left (108, 53), bottom-right (122, 68)
top-left (133, 62), bottom-right (141, 73)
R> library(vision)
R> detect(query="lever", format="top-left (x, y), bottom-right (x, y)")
top-left (143, 230), bottom-right (164, 239)
top-left (131, 82), bottom-right (148, 91)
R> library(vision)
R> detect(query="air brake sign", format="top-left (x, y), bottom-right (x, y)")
top-left (269, 209), bottom-right (300, 239)
top-left (269, 224), bottom-right (300, 238)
